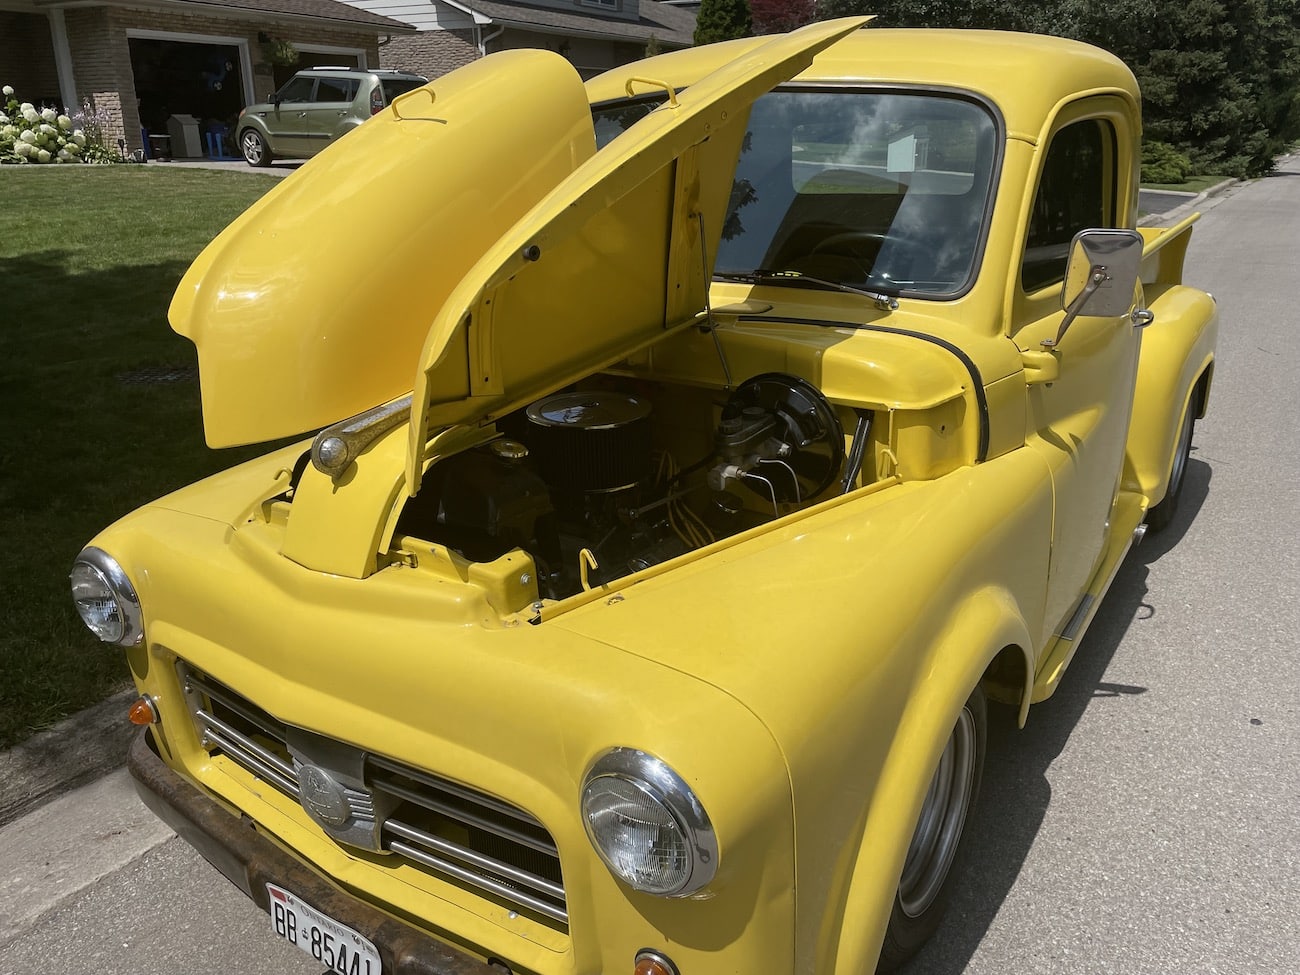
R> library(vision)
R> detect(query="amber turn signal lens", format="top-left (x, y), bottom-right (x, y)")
top-left (128, 695), bottom-right (159, 726)
top-left (633, 951), bottom-right (678, 975)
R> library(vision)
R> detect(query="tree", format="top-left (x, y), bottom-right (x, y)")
top-left (695, 0), bottom-right (752, 45)
top-left (751, 0), bottom-right (816, 34)
top-left (814, 0), bottom-right (1300, 177)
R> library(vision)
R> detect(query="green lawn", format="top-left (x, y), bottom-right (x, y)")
top-left (0, 166), bottom-right (281, 748)
top-left (1140, 174), bottom-right (1229, 194)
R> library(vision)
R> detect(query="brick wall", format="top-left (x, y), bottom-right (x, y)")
top-left (62, 4), bottom-right (383, 153)
top-left (376, 30), bottom-right (477, 79)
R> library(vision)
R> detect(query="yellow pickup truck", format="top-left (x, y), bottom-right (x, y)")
top-left (71, 20), bottom-right (1216, 975)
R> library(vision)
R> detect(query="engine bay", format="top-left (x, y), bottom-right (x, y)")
top-left (396, 373), bottom-right (859, 600)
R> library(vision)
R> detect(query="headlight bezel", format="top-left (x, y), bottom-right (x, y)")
top-left (70, 546), bottom-right (143, 647)
top-left (580, 746), bottom-right (718, 898)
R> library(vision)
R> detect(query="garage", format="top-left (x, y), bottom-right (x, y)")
top-left (128, 35), bottom-right (248, 156)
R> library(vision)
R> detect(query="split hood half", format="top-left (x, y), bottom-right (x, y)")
top-left (170, 19), bottom-right (867, 490)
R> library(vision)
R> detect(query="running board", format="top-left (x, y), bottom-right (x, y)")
top-left (1031, 492), bottom-right (1147, 703)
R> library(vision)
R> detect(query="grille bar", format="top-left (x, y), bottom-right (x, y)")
top-left (387, 838), bottom-right (568, 924)
top-left (368, 755), bottom-right (547, 831)
top-left (196, 708), bottom-right (300, 796)
top-left (372, 775), bottom-right (560, 858)
top-left (384, 819), bottom-right (565, 900)
top-left (179, 663), bottom-right (567, 929)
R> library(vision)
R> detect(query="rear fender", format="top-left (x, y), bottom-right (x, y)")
top-left (1124, 284), bottom-right (1217, 504)
top-left (821, 588), bottom-right (1033, 975)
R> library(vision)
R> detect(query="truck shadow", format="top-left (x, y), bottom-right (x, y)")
top-left (899, 457), bottom-right (1211, 974)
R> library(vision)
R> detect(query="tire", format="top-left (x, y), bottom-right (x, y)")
top-left (877, 686), bottom-right (987, 973)
top-left (1145, 401), bottom-right (1194, 533)
top-left (240, 128), bottom-right (272, 168)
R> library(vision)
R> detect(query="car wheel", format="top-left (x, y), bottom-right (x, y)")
top-left (240, 129), bottom-right (272, 168)
top-left (1145, 401), bottom-right (1195, 533)
top-left (877, 686), bottom-right (986, 973)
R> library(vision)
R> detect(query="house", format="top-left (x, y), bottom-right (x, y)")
top-left (339, 0), bottom-right (696, 80)
top-left (1, 0), bottom-right (415, 157)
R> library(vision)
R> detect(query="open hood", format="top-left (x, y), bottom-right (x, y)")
top-left (406, 17), bottom-right (868, 491)
top-left (170, 19), bottom-right (867, 459)
top-left (170, 50), bottom-right (597, 447)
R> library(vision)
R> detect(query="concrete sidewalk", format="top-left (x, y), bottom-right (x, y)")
top-left (143, 157), bottom-right (301, 176)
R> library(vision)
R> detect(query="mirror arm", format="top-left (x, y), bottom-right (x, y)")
top-left (1042, 265), bottom-right (1108, 349)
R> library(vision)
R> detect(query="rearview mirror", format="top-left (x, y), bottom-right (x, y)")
top-left (1043, 229), bottom-right (1144, 349)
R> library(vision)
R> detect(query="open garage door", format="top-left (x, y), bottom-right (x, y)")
top-left (129, 37), bottom-right (245, 157)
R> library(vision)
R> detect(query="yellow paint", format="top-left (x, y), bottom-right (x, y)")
top-left (81, 23), bottom-right (1219, 975)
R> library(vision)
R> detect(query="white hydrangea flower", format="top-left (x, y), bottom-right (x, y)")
top-left (21, 106), bottom-right (39, 123)
top-left (72, 131), bottom-right (86, 147)
top-left (40, 106), bottom-right (56, 122)
top-left (57, 114), bottom-right (72, 129)
top-left (64, 141), bottom-right (80, 155)
top-left (0, 112), bottom-right (8, 124)
top-left (36, 147), bottom-right (51, 163)
top-left (2, 85), bottom-right (14, 96)
top-left (19, 128), bottom-right (36, 143)
top-left (39, 122), bottom-right (56, 136)
top-left (14, 141), bottom-right (32, 157)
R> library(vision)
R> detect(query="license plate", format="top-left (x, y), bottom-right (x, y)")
top-left (267, 883), bottom-right (382, 975)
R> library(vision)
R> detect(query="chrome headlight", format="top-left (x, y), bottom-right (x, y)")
top-left (580, 747), bottom-right (717, 897)
top-left (70, 546), bottom-right (143, 646)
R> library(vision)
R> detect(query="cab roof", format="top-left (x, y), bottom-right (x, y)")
top-left (587, 29), bottom-right (1141, 144)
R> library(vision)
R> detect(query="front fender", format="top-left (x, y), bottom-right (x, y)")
top-left (821, 589), bottom-right (1033, 975)
top-left (1125, 284), bottom-right (1217, 503)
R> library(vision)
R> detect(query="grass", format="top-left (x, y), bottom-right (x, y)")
top-left (0, 166), bottom-right (281, 748)
top-left (1140, 173), bottom-right (1229, 193)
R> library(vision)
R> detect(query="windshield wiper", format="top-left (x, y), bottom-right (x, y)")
top-left (714, 269), bottom-right (899, 311)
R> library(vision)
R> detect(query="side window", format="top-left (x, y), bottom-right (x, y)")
top-left (276, 77), bottom-right (316, 103)
top-left (314, 78), bottom-right (358, 103)
top-left (1021, 119), bottom-right (1115, 293)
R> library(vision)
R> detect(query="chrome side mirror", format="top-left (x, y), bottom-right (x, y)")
top-left (1042, 229), bottom-right (1144, 349)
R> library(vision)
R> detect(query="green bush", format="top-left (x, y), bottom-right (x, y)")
top-left (1141, 140), bottom-right (1193, 184)
top-left (0, 85), bottom-right (85, 164)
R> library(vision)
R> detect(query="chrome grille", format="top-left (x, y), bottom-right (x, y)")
top-left (179, 665), bottom-right (567, 927)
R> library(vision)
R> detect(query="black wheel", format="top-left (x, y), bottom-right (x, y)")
top-left (240, 128), bottom-right (272, 168)
top-left (877, 686), bottom-right (986, 973)
top-left (1146, 401), bottom-right (1194, 532)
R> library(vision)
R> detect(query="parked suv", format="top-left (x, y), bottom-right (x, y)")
top-left (236, 67), bottom-right (427, 166)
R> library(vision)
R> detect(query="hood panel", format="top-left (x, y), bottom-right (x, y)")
top-left (170, 50), bottom-right (595, 447)
top-left (407, 17), bottom-right (869, 490)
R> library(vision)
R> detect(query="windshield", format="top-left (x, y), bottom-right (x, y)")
top-left (593, 88), bottom-right (999, 299)
top-left (718, 90), bottom-right (998, 297)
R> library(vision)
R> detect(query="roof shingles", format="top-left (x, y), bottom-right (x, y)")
top-left (465, 0), bottom-right (695, 46)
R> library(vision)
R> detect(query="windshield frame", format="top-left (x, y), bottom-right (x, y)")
top-left (590, 82), bottom-right (1006, 303)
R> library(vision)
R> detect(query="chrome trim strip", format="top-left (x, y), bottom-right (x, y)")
top-left (384, 820), bottom-right (564, 900)
top-left (367, 755), bottom-right (546, 830)
top-left (311, 394), bottom-right (412, 477)
top-left (387, 838), bottom-right (568, 924)
top-left (374, 777), bottom-right (559, 858)
top-left (201, 723), bottom-right (301, 798)
top-left (1060, 593), bottom-right (1096, 643)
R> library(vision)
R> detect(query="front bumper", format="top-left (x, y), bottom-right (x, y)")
top-left (127, 728), bottom-right (499, 975)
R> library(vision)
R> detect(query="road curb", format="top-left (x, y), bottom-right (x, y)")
top-left (0, 685), bottom-right (138, 829)
top-left (1139, 177), bottom-right (1238, 226)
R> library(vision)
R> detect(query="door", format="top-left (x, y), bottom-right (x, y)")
top-left (1013, 111), bottom-right (1142, 649)
top-left (267, 74), bottom-right (315, 155)
top-left (301, 75), bottom-right (360, 150)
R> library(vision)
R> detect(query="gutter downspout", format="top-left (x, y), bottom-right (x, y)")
top-left (478, 24), bottom-right (505, 57)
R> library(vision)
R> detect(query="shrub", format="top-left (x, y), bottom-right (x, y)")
top-left (1141, 140), bottom-right (1193, 184)
top-left (0, 85), bottom-right (86, 164)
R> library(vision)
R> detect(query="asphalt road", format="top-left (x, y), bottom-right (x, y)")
top-left (1, 162), bottom-right (1296, 974)
top-left (908, 156), bottom-right (1300, 974)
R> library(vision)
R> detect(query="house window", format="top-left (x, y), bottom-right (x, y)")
top-left (579, 0), bottom-right (620, 9)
